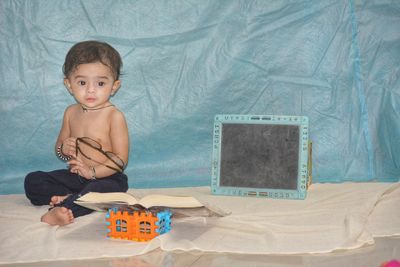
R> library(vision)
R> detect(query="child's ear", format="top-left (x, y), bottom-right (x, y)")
top-left (111, 80), bottom-right (121, 96)
top-left (64, 79), bottom-right (72, 94)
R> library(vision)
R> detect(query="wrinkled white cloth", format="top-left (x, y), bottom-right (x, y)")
top-left (0, 183), bottom-right (399, 264)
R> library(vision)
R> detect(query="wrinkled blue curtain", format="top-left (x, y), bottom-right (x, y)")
top-left (0, 0), bottom-right (399, 194)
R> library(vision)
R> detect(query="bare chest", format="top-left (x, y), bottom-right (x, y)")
top-left (69, 112), bottom-right (112, 149)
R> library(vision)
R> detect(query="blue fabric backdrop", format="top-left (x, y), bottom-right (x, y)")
top-left (1, 0), bottom-right (399, 194)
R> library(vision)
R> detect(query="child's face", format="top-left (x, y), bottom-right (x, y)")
top-left (64, 62), bottom-right (120, 108)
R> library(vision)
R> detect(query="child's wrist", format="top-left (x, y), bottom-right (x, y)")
top-left (90, 166), bottom-right (96, 180)
top-left (56, 144), bottom-right (71, 161)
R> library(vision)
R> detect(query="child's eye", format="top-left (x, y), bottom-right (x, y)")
top-left (78, 81), bottom-right (86, 86)
top-left (98, 82), bottom-right (105, 86)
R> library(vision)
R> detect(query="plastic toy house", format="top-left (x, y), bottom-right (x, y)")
top-left (105, 208), bottom-right (172, 242)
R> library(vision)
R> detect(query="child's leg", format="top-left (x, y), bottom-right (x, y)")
top-left (24, 169), bottom-right (87, 206)
top-left (58, 172), bottom-right (128, 218)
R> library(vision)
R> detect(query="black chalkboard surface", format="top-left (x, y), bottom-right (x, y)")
top-left (211, 115), bottom-right (309, 200)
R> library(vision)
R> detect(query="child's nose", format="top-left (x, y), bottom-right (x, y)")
top-left (87, 82), bottom-right (95, 93)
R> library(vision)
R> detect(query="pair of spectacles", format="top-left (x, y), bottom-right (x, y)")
top-left (75, 137), bottom-right (125, 173)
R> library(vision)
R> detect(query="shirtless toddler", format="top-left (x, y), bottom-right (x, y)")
top-left (24, 40), bottom-right (129, 226)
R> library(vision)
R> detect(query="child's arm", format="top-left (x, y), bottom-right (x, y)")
top-left (109, 109), bottom-right (130, 168)
top-left (55, 106), bottom-right (76, 159)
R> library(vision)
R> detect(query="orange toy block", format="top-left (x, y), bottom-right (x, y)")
top-left (106, 208), bottom-right (172, 242)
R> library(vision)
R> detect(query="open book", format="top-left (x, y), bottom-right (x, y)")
top-left (74, 192), bottom-right (228, 217)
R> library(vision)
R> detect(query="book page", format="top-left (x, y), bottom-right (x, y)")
top-left (76, 192), bottom-right (138, 205)
top-left (73, 201), bottom-right (118, 212)
top-left (138, 194), bottom-right (204, 209)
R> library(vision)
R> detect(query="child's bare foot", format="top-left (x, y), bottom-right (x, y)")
top-left (49, 195), bottom-right (69, 207)
top-left (41, 207), bottom-right (74, 226)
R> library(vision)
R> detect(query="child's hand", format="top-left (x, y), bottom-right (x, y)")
top-left (68, 157), bottom-right (93, 180)
top-left (61, 137), bottom-right (77, 158)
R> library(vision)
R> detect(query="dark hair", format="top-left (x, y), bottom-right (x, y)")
top-left (63, 40), bottom-right (122, 80)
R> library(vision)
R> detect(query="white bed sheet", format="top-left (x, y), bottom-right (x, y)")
top-left (0, 182), bottom-right (399, 264)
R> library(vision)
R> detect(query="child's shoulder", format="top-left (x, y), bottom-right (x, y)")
top-left (109, 106), bottom-right (126, 120)
top-left (63, 104), bottom-right (82, 115)
top-left (66, 103), bottom-right (80, 110)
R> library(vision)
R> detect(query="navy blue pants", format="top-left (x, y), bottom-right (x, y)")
top-left (24, 169), bottom-right (128, 218)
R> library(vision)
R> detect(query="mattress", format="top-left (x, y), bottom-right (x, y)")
top-left (0, 182), bottom-right (399, 264)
